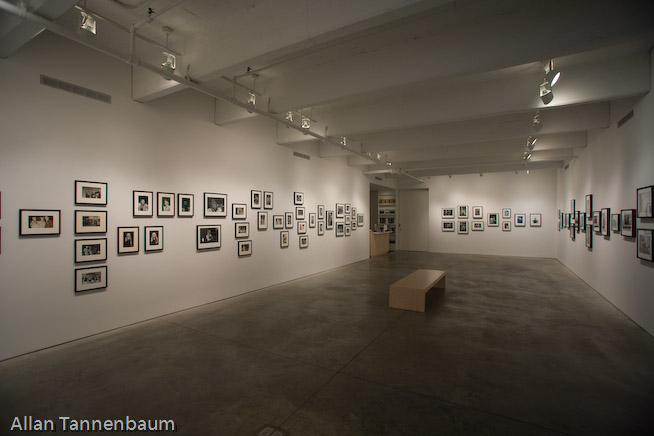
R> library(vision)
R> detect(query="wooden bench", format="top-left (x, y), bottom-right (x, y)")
top-left (389, 269), bottom-right (447, 312)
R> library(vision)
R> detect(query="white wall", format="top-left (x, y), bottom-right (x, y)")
top-left (425, 170), bottom-right (558, 257)
top-left (0, 33), bottom-right (370, 360)
top-left (556, 51), bottom-right (654, 336)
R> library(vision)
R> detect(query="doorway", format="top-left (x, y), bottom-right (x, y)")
top-left (398, 189), bottom-right (429, 251)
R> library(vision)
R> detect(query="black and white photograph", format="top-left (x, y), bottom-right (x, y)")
top-left (530, 213), bottom-right (542, 227)
top-left (294, 192), bottom-right (304, 205)
top-left (75, 180), bottom-right (107, 206)
top-left (637, 229), bottom-right (652, 261)
top-left (352, 207), bottom-right (357, 219)
top-left (514, 213), bottom-right (526, 227)
top-left (502, 221), bottom-right (511, 232)
top-left (204, 193), bottom-right (227, 217)
top-left (258, 211), bottom-right (268, 230)
top-left (285, 212), bottom-right (293, 229)
top-left (19, 209), bottom-right (61, 236)
top-left (472, 221), bottom-right (484, 231)
top-left (601, 208), bottom-right (610, 236)
top-left (345, 204), bottom-right (351, 216)
top-left (336, 203), bottom-right (345, 218)
top-left (75, 238), bottom-right (107, 263)
top-left (232, 203), bottom-right (247, 220)
top-left (336, 222), bottom-right (345, 236)
top-left (457, 205), bottom-right (468, 219)
top-left (611, 214), bottom-right (620, 233)
top-left (472, 206), bottom-right (483, 219)
top-left (145, 226), bottom-right (163, 252)
top-left (442, 221), bottom-right (455, 232)
top-left (326, 210), bottom-right (334, 229)
top-left (251, 190), bottom-right (262, 209)
top-left (441, 207), bottom-right (455, 219)
top-left (273, 215), bottom-right (284, 229)
top-left (75, 266), bottom-right (107, 293)
top-left (488, 213), bottom-right (499, 227)
top-left (297, 221), bottom-right (307, 234)
top-left (357, 213), bottom-right (364, 227)
top-left (351, 220), bottom-right (357, 231)
top-left (621, 209), bottom-right (636, 237)
top-left (235, 222), bottom-right (250, 238)
top-left (197, 225), bottom-right (221, 250)
top-left (178, 193), bottom-right (194, 217)
top-left (593, 211), bottom-right (600, 233)
top-left (502, 208), bottom-right (511, 219)
top-left (133, 191), bottom-right (153, 217)
top-left (117, 226), bottom-right (139, 254)
top-left (318, 205), bottom-right (325, 220)
top-left (238, 240), bottom-right (252, 257)
top-left (157, 192), bottom-right (175, 217)
top-left (458, 220), bottom-right (468, 234)
top-left (264, 191), bottom-right (273, 210)
top-left (579, 212), bottom-right (587, 232)
top-left (309, 213), bottom-right (316, 228)
top-left (585, 194), bottom-right (592, 218)
top-left (345, 215), bottom-right (351, 226)
top-left (299, 235), bottom-right (308, 249)
top-left (295, 206), bottom-right (305, 220)
top-left (637, 185), bottom-right (653, 218)
top-left (586, 225), bottom-right (593, 249)
top-left (280, 231), bottom-right (289, 248)
top-left (345, 226), bottom-right (351, 236)
top-left (75, 210), bottom-right (107, 234)
top-left (318, 220), bottom-right (325, 235)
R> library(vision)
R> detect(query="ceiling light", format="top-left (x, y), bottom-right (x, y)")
top-left (545, 60), bottom-right (561, 86)
top-left (533, 111), bottom-right (542, 131)
top-left (526, 169), bottom-right (531, 175)
top-left (376, 153), bottom-right (381, 161)
top-left (539, 80), bottom-right (553, 105)
top-left (161, 27), bottom-right (175, 78)
top-left (526, 136), bottom-right (537, 151)
top-left (523, 151), bottom-right (532, 160)
top-left (80, 11), bottom-right (96, 34)
top-left (301, 115), bottom-right (310, 129)
top-left (340, 136), bottom-right (347, 146)
top-left (285, 111), bottom-right (293, 122)
top-left (246, 73), bottom-right (258, 106)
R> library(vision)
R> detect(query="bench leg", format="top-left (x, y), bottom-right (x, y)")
top-left (389, 287), bottom-right (426, 312)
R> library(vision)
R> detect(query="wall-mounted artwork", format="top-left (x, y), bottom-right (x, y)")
top-left (351, 220), bottom-right (357, 231)
top-left (75, 180), bottom-right (107, 206)
top-left (601, 208), bottom-right (610, 236)
top-left (238, 240), bottom-right (252, 257)
top-left (637, 229), bottom-right (652, 261)
top-left (318, 205), bottom-right (325, 220)
top-left (133, 191), bottom-right (153, 217)
top-left (585, 224), bottom-right (592, 249)
top-left (258, 211), bottom-right (268, 230)
top-left (251, 190), bottom-right (262, 209)
top-left (592, 211), bottom-right (600, 233)
top-left (457, 205), bottom-right (468, 219)
top-left (514, 214), bottom-right (526, 227)
top-left (487, 213), bottom-right (499, 227)
top-left (472, 221), bottom-right (484, 231)
top-left (75, 266), bottom-right (107, 293)
top-left (357, 213), bottom-right (364, 227)
top-left (326, 210), bottom-right (334, 229)
top-left (637, 186), bottom-right (653, 218)
top-left (295, 206), bottom-right (305, 220)
top-left (576, 211), bottom-right (581, 234)
top-left (280, 231), bottom-right (289, 248)
top-left (579, 212), bottom-right (586, 232)
top-left (197, 225), bottom-right (221, 250)
top-left (585, 195), bottom-right (592, 222)
top-left (530, 213), bottom-right (542, 227)
top-left (345, 226), bottom-right (351, 236)
top-left (336, 203), bottom-right (345, 218)
top-left (352, 207), bottom-right (357, 219)
top-left (318, 221), bottom-right (325, 235)
top-left (621, 209), bottom-right (636, 237)
top-left (472, 206), bottom-right (483, 219)
top-left (117, 226), bottom-right (139, 254)
top-left (178, 193), bottom-right (194, 217)
top-left (502, 221), bottom-right (511, 231)
top-left (157, 192), bottom-right (175, 217)
top-left (442, 208), bottom-right (454, 219)
top-left (299, 235), bottom-right (309, 248)
top-left (75, 238), bottom-right (107, 263)
top-left (204, 193), bottom-right (227, 218)
top-left (145, 226), bottom-right (163, 252)
top-left (611, 214), bottom-right (620, 233)
top-left (232, 203), bottom-right (247, 220)
top-left (264, 191), bottom-right (273, 210)
top-left (458, 221), bottom-right (468, 234)
top-left (309, 213), bottom-right (316, 228)
top-left (297, 221), bottom-right (307, 234)
top-left (294, 192), bottom-right (304, 205)
top-left (285, 212), bottom-right (293, 229)
top-left (345, 204), bottom-right (351, 215)
top-left (442, 221), bottom-right (455, 232)
top-left (75, 210), bottom-right (107, 234)
top-left (235, 222), bottom-right (249, 238)
top-left (336, 222), bottom-right (345, 236)
top-left (502, 208), bottom-right (511, 219)
top-left (273, 215), bottom-right (284, 229)
top-left (345, 215), bottom-right (351, 226)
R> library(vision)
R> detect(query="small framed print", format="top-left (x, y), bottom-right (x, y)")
top-left (257, 211), bottom-right (268, 230)
top-left (296, 207), bottom-right (305, 220)
top-left (601, 208), bottom-right (610, 236)
top-left (75, 266), bottom-right (107, 293)
top-left (318, 205), bottom-right (325, 220)
top-left (441, 207), bottom-right (455, 219)
top-left (585, 226), bottom-right (593, 249)
top-left (297, 221), bottom-right (307, 234)
top-left (309, 213), bottom-right (316, 228)
top-left (637, 229), bottom-right (652, 261)
top-left (514, 214), bottom-right (526, 227)
top-left (117, 226), bottom-right (139, 254)
top-left (204, 193), bottom-right (227, 217)
top-left (197, 225), bottom-right (221, 250)
top-left (457, 205), bottom-right (468, 219)
top-left (232, 203), bottom-right (247, 220)
top-left (75, 210), bottom-right (107, 234)
top-left (502, 221), bottom-right (511, 231)
top-left (502, 208), bottom-right (511, 219)
top-left (19, 209), bottom-right (61, 236)
top-left (133, 191), bottom-right (153, 217)
top-left (326, 210), bottom-right (334, 229)
top-left (593, 211), bottom-right (600, 232)
top-left (235, 222), bottom-right (250, 238)
top-left (345, 215), bottom-right (351, 226)
top-left (238, 240), bottom-right (252, 257)
top-left (530, 213), bottom-right (542, 227)
top-left (157, 192), bottom-right (175, 217)
top-left (294, 192), bottom-right (304, 205)
top-left (637, 186), bottom-right (653, 218)
top-left (145, 226), bottom-right (163, 252)
top-left (264, 191), bottom-right (273, 210)
top-left (318, 221), bottom-right (325, 235)
top-left (75, 238), bottom-right (107, 263)
top-left (570, 219), bottom-right (576, 241)
top-left (273, 215), bottom-right (284, 229)
top-left (336, 222), bottom-right (345, 236)
top-left (611, 214), bottom-right (620, 233)
top-left (345, 204), bottom-right (351, 215)
top-left (178, 193), bottom-right (194, 217)
top-left (621, 209), bottom-right (636, 237)
top-left (458, 221), bottom-right (468, 234)
top-left (345, 226), bottom-right (351, 237)
top-left (472, 221), bottom-right (484, 231)
top-left (585, 194), bottom-right (592, 217)
top-left (472, 206), bottom-right (483, 219)
top-left (75, 180), bottom-right (107, 206)
top-left (571, 199), bottom-right (576, 215)
top-left (579, 213), bottom-right (587, 232)
top-left (357, 213), bottom-right (364, 227)
top-left (299, 235), bottom-right (309, 249)
top-left (352, 207), bottom-right (357, 219)
top-left (336, 203), bottom-right (345, 218)
top-left (280, 231), bottom-right (289, 248)
top-left (285, 212), bottom-right (293, 229)
top-left (487, 213), bottom-right (499, 227)
top-left (442, 221), bottom-right (455, 232)
top-left (251, 190), bottom-right (262, 209)
top-left (351, 220), bottom-right (357, 231)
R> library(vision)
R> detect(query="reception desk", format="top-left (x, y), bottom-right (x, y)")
top-left (370, 231), bottom-right (392, 257)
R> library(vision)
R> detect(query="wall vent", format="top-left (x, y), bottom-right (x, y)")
top-left (617, 110), bottom-right (633, 128)
top-left (375, 176), bottom-right (383, 181)
top-left (40, 75), bottom-right (111, 104)
top-left (293, 151), bottom-right (310, 160)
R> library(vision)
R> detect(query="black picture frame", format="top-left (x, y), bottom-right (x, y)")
top-left (178, 193), bottom-right (194, 217)
top-left (487, 213), bottom-right (499, 227)
top-left (299, 235), bottom-right (308, 249)
top-left (273, 215), bottom-right (284, 229)
top-left (318, 205), bottom-right (325, 220)
top-left (238, 240), bottom-right (252, 257)
top-left (75, 210), bottom-right (107, 234)
top-left (257, 211), bottom-right (268, 230)
top-left (75, 265), bottom-right (107, 293)
top-left (232, 203), bottom-right (247, 220)
top-left (294, 192), bottom-right (304, 205)
top-left (295, 206), bottom-right (305, 220)
top-left (457, 205), bottom-right (468, 219)
top-left (280, 231), bottom-right (289, 248)
top-left (197, 225), bottom-right (221, 250)
top-left (593, 211), bottom-right (601, 233)
top-left (326, 210), bottom-right (334, 229)
top-left (133, 191), bottom-right (153, 217)
top-left (157, 192), bottom-right (175, 217)
top-left (264, 191), bottom-right (273, 210)
top-left (637, 229), bottom-right (652, 261)
top-left (285, 212), bottom-right (293, 229)
top-left (204, 193), bottom-right (227, 218)
top-left (601, 208), bottom-right (610, 236)
top-left (19, 209), bottom-right (61, 236)
top-left (117, 226), bottom-right (139, 254)
top-left (336, 203), bottom-right (345, 218)
top-left (585, 224), bottom-right (592, 249)
top-left (74, 238), bottom-right (107, 263)
top-left (514, 214), bottom-right (526, 227)
top-left (585, 194), bottom-right (592, 221)
top-left (251, 190), bottom-right (262, 209)
top-left (318, 221), bottom-right (325, 235)
top-left (637, 185), bottom-right (653, 218)
top-left (75, 180), bottom-right (107, 206)
top-left (144, 226), bottom-right (163, 252)
top-left (235, 222), bottom-right (250, 238)
top-left (621, 209), bottom-right (636, 237)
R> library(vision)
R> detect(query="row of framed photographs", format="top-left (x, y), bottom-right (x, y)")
top-left (559, 209), bottom-right (636, 237)
top-left (442, 206), bottom-right (517, 220)
top-left (442, 212), bottom-right (541, 228)
top-left (19, 209), bottom-right (109, 236)
top-left (443, 220), bottom-right (520, 233)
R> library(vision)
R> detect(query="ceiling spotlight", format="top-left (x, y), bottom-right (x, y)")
top-left (340, 136), bottom-right (347, 146)
top-left (161, 27), bottom-right (175, 78)
top-left (376, 153), bottom-right (381, 161)
top-left (523, 151), bottom-right (532, 160)
top-left (285, 111), bottom-right (293, 122)
top-left (386, 162), bottom-right (392, 167)
top-left (80, 11), bottom-right (96, 34)
top-left (301, 115), bottom-right (310, 129)
top-left (545, 59), bottom-right (561, 86)
top-left (533, 111), bottom-right (542, 131)
top-left (246, 73), bottom-right (258, 106)
top-left (539, 80), bottom-right (553, 105)
top-left (526, 136), bottom-right (537, 151)
top-left (526, 169), bottom-right (531, 175)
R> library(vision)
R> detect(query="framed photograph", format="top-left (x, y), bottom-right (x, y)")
top-left (611, 214), bottom-right (620, 233)
top-left (75, 266), bottom-right (107, 293)
top-left (232, 203), bottom-right (247, 220)
top-left (570, 199), bottom-right (576, 215)
top-left (472, 206), bottom-right (483, 219)
top-left (75, 210), bottom-right (107, 234)
top-left (273, 215), bottom-right (284, 229)
top-left (352, 207), bottom-right (357, 219)
top-left (457, 205), bottom-right (468, 219)
top-left (357, 213), bottom-right (364, 227)
top-left (579, 213), bottom-right (586, 232)
top-left (280, 231), bottom-right (289, 248)
top-left (309, 213), bottom-right (316, 228)
top-left (457, 221), bottom-right (468, 234)
top-left (257, 211), bottom-right (268, 230)
top-left (601, 208), bottom-right (610, 236)
top-left (19, 209), bottom-right (60, 236)
top-left (75, 180), bottom-right (107, 206)
top-left (570, 219), bottom-right (576, 241)
top-left (204, 193), bottom-right (227, 217)
top-left (637, 186), bottom-right (653, 218)
top-left (593, 211), bottom-right (600, 232)
top-left (345, 204), bottom-right (351, 216)
top-left (178, 193), bottom-right (194, 217)
top-left (197, 225), bottom-right (221, 250)
top-left (351, 220), bottom-right (357, 231)
top-left (144, 226), bottom-right (163, 252)
top-left (441, 207), bottom-right (455, 219)
top-left (487, 213), bottom-right (499, 227)
top-left (133, 191), bottom-right (153, 217)
top-left (297, 221), bottom-right (307, 234)
top-left (326, 210), bottom-right (334, 229)
top-left (285, 212), bottom-right (293, 229)
top-left (471, 221), bottom-right (484, 231)
top-left (318, 205), bottom-right (325, 220)
top-left (238, 240), bottom-right (252, 257)
top-left (235, 222), bottom-right (250, 238)
top-left (585, 226), bottom-right (592, 249)
top-left (264, 191), bottom-right (273, 210)
top-left (75, 238), bottom-right (107, 263)
top-left (294, 192), bottom-right (304, 205)
top-left (502, 221), bottom-right (511, 231)
top-left (336, 203), bottom-right (345, 218)
top-left (157, 192), bottom-right (175, 217)
top-left (621, 209), bottom-right (636, 237)
top-left (345, 226), bottom-right (351, 236)
top-left (576, 211), bottom-right (582, 233)
top-left (502, 208), bottom-right (511, 219)
top-left (117, 226), bottom-right (139, 254)
top-left (295, 206), bottom-right (305, 220)
top-left (514, 214), bottom-right (526, 227)
top-left (336, 222), bottom-right (345, 236)
top-left (299, 235), bottom-right (309, 249)
top-left (585, 194), bottom-right (592, 218)
top-left (251, 190), bottom-right (262, 209)
top-left (318, 221), bottom-right (325, 235)
top-left (530, 213), bottom-right (542, 227)
top-left (442, 221), bottom-right (455, 232)
top-left (637, 229), bottom-right (652, 261)
top-left (345, 215), bottom-right (351, 226)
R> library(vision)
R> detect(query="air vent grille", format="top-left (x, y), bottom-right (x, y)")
top-left (40, 75), bottom-right (111, 104)
top-left (293, 151), bottom-right (310, 160)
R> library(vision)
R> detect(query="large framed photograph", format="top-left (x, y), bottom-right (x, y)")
top-left (441, 207), bottom-right (454, 219)
top-left (309, 213), bottom-right (316, 228)
top-left (285, 212), bottom-right (293, 229)
top-left (251, 190), bottom-right (262, 209)
top-left (357, 213), bottom-right (364, 227)
top-left (295, 206), bottom-right (305, 220)
top-left (621, 209), bottom-right (636, 237)
top-left (318, 205), bottom-right (325, 220)
top-left (117, 226), bottom-right (139, 254)
top-left (457, 205), bottom-right (468, 219)
top-left (75, 238), bottom-right (107, 263)
top-left (442, 221), bottom-right (455, 232)
top-left (297, 221), bottom-right (307, 234)
top-left (75, 210), bottom-right (107, 234)
top-left (257, 211), bottom-right (268, 230)
top-left (280, 231), bottom-right (289, 248)
top-left (235, 222), bottom-right (250, 238)
top-left (637, 229), bottom-right (652, 261)
top-left (611, 214), bottom-right (620, 233)
top-left (75, 180), bottom-right (107, 206)
top-left (601, 208), bottom-right (610, 236)
top-left (502, 208), bottom-right (511, 219)
top-left (238, 240), bottom-right (252, 257)
top-left (204, 193), bottom-right (227, 217)
top-left (472, 206), bottom-right (483, 219)
top-left (133, 191), bottom-right (153, 217)
top-left (264, 191), bottom-right (273, 210)
top-left (294, 192), bottom-right (304, 205)
top-left (530, 213), bottom-right (542, 227)
top-left (19, 209), bottom-right (61, 236)
top-left (336, 203), bottom-right (345, 218)
top-left (197, 225), bottom-right (221, 250)
top-left (75, 266), bottom-right (107, 293)
top-left (326, 210), bottom-right (335, 229)
top-left (318, 221), bottom-right (325, 235)
top-left (336, 222), bottom-right (345, 236)
top-left (299, 235), bottom-right (309, 249)
top-left (273, 215), bottom-right (284, 229)
top-left (514, 213), bottom-right (526, 227)
top-left (178, 193), bottom-right (194, 217)
top-left (487, 213), bottom-right (499, 227)
top-left (637, 186), bottom-right (653, 218)
top-left (232, 203), bottom-right (247, 220)
top-left (157, 192), bottom-right (175, 217)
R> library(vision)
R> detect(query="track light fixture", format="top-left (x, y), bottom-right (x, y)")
top-left (523, 151), bottom-right (532, 161)
top-left (526, 169), bottom-right (531, 175)
top-left (80, 11), bottom-right (96, 34)
top-left (533, 111), bottom-right (542, 131)
top-left (161, 27), bottom-right (175, 77)
top-left (539, 80), bottom-right (553, 105)
top-left (285, 111), bottom-right (293, 122)
top-left (301, 115), bottom-right (310, 129)
top-left (526, 136), bottom-right (537, 151)
top-left (545, 59), bottom-right (561, 87)
top-left (246, 74), bottom-right (258, 106)
top-left (340, 136), bottom-right (347, 146)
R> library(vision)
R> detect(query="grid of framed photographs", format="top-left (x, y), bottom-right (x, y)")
top-left (74, 181), bottom-right (108, 293)
top-left (441, 206), bottom-right (541, 234)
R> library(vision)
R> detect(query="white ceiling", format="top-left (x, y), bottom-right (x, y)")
top-left (2, 0), bottom-right (653, 181)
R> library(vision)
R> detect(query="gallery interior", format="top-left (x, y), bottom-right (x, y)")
top-left (0, 0), bottom-right (653, 435)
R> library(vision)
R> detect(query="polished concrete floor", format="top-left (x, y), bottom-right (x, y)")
top-left (2, 252), bottom-right (654, 435)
